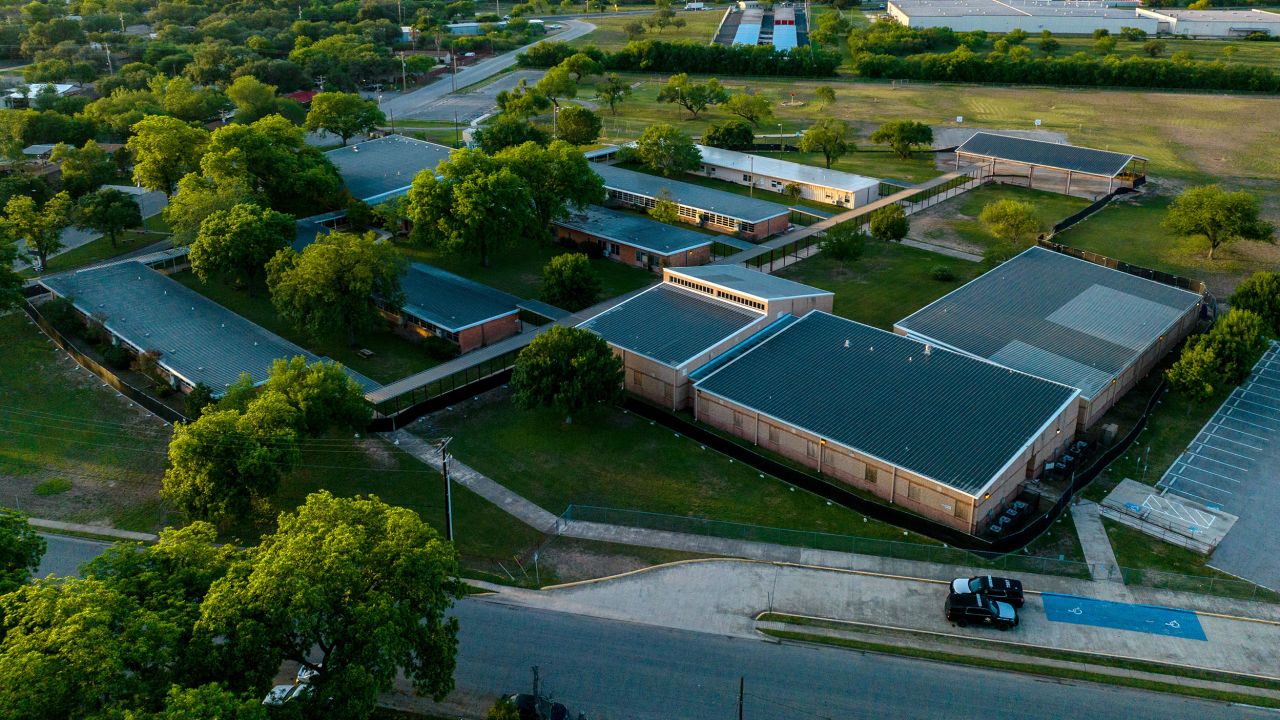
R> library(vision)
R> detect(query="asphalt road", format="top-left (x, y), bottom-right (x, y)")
top-left (380, 19), bottom-right (596, 120)
top-left (36, 533), bottom-right (114, 578)
top-left (445, 599), bottom-right (1273, 720)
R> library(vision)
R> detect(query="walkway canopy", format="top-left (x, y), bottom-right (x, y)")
top-left (955, 132), bottom-right (1148, 196)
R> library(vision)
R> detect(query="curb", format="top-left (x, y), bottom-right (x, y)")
top-left (756, 611), bottom-right (1280, 685)
top-left (28, 518), bottom-right (157, 542)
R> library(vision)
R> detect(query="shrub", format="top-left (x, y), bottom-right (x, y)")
top-left (819, 223), bottom-right (866, 262)
top-left (98, 342), bottom-right (131, 370)
top-left (869, 204), bottom-right (909, 242)
top-left (422, 335), bottom-right (461, 361)
top-left (33, 477), bottom-right (72, 496)
top-left (930, 265), bottom-right (956, 281)
top-left (40, 296), bottom-right (80, 334)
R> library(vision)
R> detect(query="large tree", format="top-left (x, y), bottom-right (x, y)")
top-left (127, 115), bottom-right (210, 195)
top-left (1164, 184), bottom-right (1273, 260)
top-left (197, 491), bottom-right (464, 720)
top-left (634, 123), bottom-right (701, 177)
top-left (656, 73), bottom-right (727, 120)
top-left (406, 149), bottom-right (541, 267)
top-left (554, 105), bottom-right (602, 146)
top-left (262, 355), bottom-right (372, 436)
top-left (0, 233), bottom-right (21, 310)
top-left (267, 230), bottom-right (405, 343)
top-left (202, 115), bottom-right (342, 216)
top-left (303, 92), bottom-right (386, 146)
top-left (511, 325), bottom-right (623, 422)
top-left (723, 92), bottom-right (773, 127)
top-left (164, 173), bottom-right (255, 245)
top-left (50, 140), bottom-right (116, 196)
top-left (535, 66), bottom-right (578, 111)
top-left (558, 52), bottom-right (603, 82)
top-left (593, 73), bottom-right (631, 115)
top-left (539, 252), bottom-right (601, 312)
top-left (0, 191), bottom-right (72, 270)
top-left (869, 204), bottom-right (909, 242)
top-left (188, 203), bottom-right (294, 289)
top-left (798, 118), bottom-right (850, 169)
top-left (870, 120), bottom-right (934, 159)
top-left (162, 393), bottom-right (300, 522)
top-left (74, 187), bottom-right (142, 248)
top-left (474, 115), bottom-right (550, 154)
top-left (703, 120), bottom-right (755, 151)
top-left (980, 198), bottom-right (1042, 245)
top-left (0, 507), bottom-right (45, 595)
top-left (224, 75), bottom-right (278, 124)
top-left (495, 140), bottom-right (605, 229)
top-left (1230, 271), bottom-right (1280, 335)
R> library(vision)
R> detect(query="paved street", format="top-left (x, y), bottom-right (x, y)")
top-left (380, 20), bottom-right (595, 120)
top-left (36, 533), bottom-right (113, 578)
top-left (407, 598), bottom-right (1274, 720)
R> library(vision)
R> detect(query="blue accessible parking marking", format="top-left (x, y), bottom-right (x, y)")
top-left (1041, 593), bottom-right (1207, 641)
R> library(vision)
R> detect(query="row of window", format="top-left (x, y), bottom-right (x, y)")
top-left (607, 188), bottom-right (757, 233)
top-left (405, 313), bottom-right (458, 342)
top-left (668, 276), bottom-right (716, 295)
top-left (715, 289), bottom-right (765, 311)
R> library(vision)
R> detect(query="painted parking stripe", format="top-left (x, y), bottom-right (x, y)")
top-left (1183, 449), bottom-right (1250, 473)
top-left (1041, 594), bottom-right (1206, 641)
top-left (1190, 438), bottom-right (1251, 460)
top-left (1206, 421), bottom-right (1266, 445)
top-left (1201, 428), bottom-right (1264, 451)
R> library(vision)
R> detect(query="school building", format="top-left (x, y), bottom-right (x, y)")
top-left (552, 205), bottom-right (715, 272)
top-left (380, 263), bottom-right (524, 353)
top-left (693, 145), bottom-right (879, 209)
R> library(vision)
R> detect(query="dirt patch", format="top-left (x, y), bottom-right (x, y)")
top-left (905, 213), bottom-right (984, 256)
top-left (356, 437), bottom-right (400, 470)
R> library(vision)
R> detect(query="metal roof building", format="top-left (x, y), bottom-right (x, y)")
top-left (694, 145), bottom-right (879, 209)
top-left (668, 265), bottom-right (835, 304)
top-left (398, 263), bottom-right (522, 334)
top-left (695, 311), bottom-right (1080, 534)
top-left (896, 246), bottom-right (1202, 427)
top-left (593, 163), bottom-right (793, 240)
top-left (40, 262), bottom-right (379, 395)
top-left (887, 0), bottom-right (1159, 34)
top-left (325, 134), bottom-right (453, 205)
top-left (954, 132), bottom-right (1147, 196)
top-left (1136, 7), bottom-right (1280, 37)
top-left (553, 206), bottom-right (715, 257)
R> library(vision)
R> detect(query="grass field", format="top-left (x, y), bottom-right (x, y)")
top-left (393, 237), bottom-right (655, 300)
top-left (426, 390), bottom-right (938, 542)
top-left (777, 240), bottom-right (983, 329)
top-left (0, 311), bottom-right (174, 532)
top-left (569, 9), bottom-right (726, 51)
top-left (1049, 35), bottom-right (1280, 70)
top-left (910, 184), bottom-right (1089, 255)
top-left (170, 272), bottom-right (441, 385)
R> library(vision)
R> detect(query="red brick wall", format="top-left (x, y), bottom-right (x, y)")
top-left (456, 314), bottom-right (521, 353)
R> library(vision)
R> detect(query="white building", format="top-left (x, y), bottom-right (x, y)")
top-left (1136, 8), bottom-right (1280, 38)
top-left (693, 145), bottom-right (880, 209)
top-left (887, 0), bottom-right (1158, 35)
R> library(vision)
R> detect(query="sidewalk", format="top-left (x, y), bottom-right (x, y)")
top-left (386, 431), bottom-right (1280, 623)
top-left (1073, 499), bottom-right (1126, 586)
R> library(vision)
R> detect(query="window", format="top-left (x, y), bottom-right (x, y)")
top-left (635, 250), bottom-right (644, 263)
top-left (864, 465), bottom-right (878, 485)
top-left (742, 174), bottom-right (751, 182)
top-left (907, 483), bottom-right (922, 502)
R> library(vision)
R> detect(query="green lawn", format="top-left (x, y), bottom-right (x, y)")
top-left (1050, 35), bottom-right (1280, 70)
top-left (427, 394), bottom-right (937, 542)
top-left (777, 240), bottom-right (983, 330)
top-left (0, 311), bottom-right (175, 533)
top-left (799, 149), bottom-right (942, 185)
top-left (914, 184), bottom-right (1090, 254)
top-left (34, 231), bottom-right (167, 277)
top-left (569, 9), bottom-right (725, 51)
top-left (615, 160), bottom-right (843, 214)
top-left (170, 272), bottom-right (441, 385)
top-left (1104, 517), bottom-right (1277, 601)
top-left (394, 238), bottom-right (655, 300)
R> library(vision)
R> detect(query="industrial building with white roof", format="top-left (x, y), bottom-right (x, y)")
top-left (693, 145), bottom-right (880, 209)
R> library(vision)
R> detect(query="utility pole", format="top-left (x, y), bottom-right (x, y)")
top-left (438, 437), bottom-right (454, 542)
top-left (103, 43), bottom-right (113, 74)
top-left (118, 12), bottom-right (125, 32)
top-left (398, 0), bottom-right (404, 24)
top-left (454, 111), bottom-right (460, 148)
top-left (399, 52), bottom-right (407, 92)
top-left (737, 676), bottom-right (744, 720)
top-left (451, 55), bottom-right (457, 92)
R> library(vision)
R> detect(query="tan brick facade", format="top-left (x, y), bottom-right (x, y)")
top-left (553, 225), bottom-right (712, 273)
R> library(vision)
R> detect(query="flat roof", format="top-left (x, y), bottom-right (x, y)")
top-left (579, 284), bottom-right (765, 368)
top-left (696, 311), bottom-right (1079, 496)
top-left (554, 206), bottom-right (714, 256)
top-left (668, 265), bottom-right (833, 302)
top-left (325, 134), bottom-right (453, 204)
top-left (956, 132), bottom-right (1140, 178)
top-left (1147, 8), bottom-right (1280, 21)
top-left (896, 247), bottom-right (1202, 400)
top-left (594, 164), bottom-right (792, 225)
top-left (40, 262), bottom-right (379, 394)
top-left (891, 0), bottom-right (1140, 18)
top-left (695, 145), bottom-right (879, 194)
top-left (399, 263), bottom-right (522, 333)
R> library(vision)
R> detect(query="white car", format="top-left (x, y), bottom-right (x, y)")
top-left (262, 683), bottom-right (314, 706)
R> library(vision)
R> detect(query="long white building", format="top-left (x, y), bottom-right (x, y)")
top-left (888, 0), bottom-right (1158, 35)
top-left (1136, 8), bottom-right (1280, 38)
top-left (693, 145), bottom-right (880, 209)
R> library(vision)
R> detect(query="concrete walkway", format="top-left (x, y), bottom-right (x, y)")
top-left (1072, 499), bottom-right (1126, 586)
top-left (385, 431), bottom-right (1280, 622)
top-left (900, 237), bottom-right (983, 262)
top-left (28, 517), bottom-right (157, 542)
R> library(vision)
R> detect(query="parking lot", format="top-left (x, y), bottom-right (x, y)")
top-left (1158, 341), bottom-right (1280, 590)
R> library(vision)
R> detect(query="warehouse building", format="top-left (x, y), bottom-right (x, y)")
top-left (694, 311), bottom-right (1080, 534)
top-left (379, 263), bottom-right (523, 353)
top-left (580, 265), bottom-right (832, 409)
top-left (896, 246), bottom-right (1203, 429)
top-left (594, 163), bottom-right (793, 240)
top-left (1136, 7), bottom-right (1280, 38)
top-left (552, 205), bottom-right (715, 272)
top-left (887, 0), bottom-right (1158, 35)
top-left (39, 262), bottom-right (379, 396)
top-left (954, 132), bottom-right (1147, 198)
top-left (694, 145), bottom-right (880, 209)
top-left (326, 134), bottom-right (453, 205)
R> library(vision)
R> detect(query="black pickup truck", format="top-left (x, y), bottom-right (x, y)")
top-left (950, 576), bottom-right (1025, 608)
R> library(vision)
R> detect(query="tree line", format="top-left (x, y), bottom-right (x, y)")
top-left (518, 39), bottom-right (842, 77)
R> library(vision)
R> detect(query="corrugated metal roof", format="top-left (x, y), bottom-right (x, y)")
top-left (40, 262), bottom-right (379, 393)
top-left (579, 284), bottom-right (765, 367)
top-left (896, 246), bottom-right (1202, 400)
top-left (326, 134), bottom-right (452, 204)
top-left (695, 312), bottom-right (1078, 495)
top-left (956, 132), bottom-right (1138, 178)
top-left (399, 263), bottom-right (521, 332)
top-left (668, 265), bottom-right (833, 301)
top-left (594, 164), bottom-right (793, 224)
top-left (554, 206), bottom-right (714, 256)
top-left (695, 145), bottom-right (878, 194)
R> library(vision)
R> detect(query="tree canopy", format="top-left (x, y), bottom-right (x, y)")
top-left (554, 105), bottom-right (602, 146)
top-left (798, 118), bottom-right (850, 169)
top-left (1229, 271), bottom-right (1280, 336)
top-left (703, 120), bottom-right (755, 151)
top-left (511, 325), bottom-right (623, 421)
top-left (870, 120), bottom-right (934, 159)
top-left (0, 507), bottom-right (45, 595)
top-left (723, 92), bottom-right (773, 127)
top-left (127, 115), bottom-right (209, 195)
top-left (189, 203), bottom-right (294, 289)
top-left (656, 73), bottom-right (727, 120)
top-left (539, 252), bottom-right (601, 312)
top-left (303, 92), bottom-right (386, 146)
top-left (634, 123), bottom-right (701, 177)
top-left (1164, 185), bottom-right (1273, 260)
top-left (74, 187), bottom-right (142, 248)
top-left (0, 190), bottom-right (72, 270)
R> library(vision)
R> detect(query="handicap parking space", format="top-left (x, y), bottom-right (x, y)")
top-left (1041, 593), bottom-right (1207, 641)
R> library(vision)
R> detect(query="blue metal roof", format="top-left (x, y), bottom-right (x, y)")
top-left (326, 135), bottom-right (452, 204)
top-left (669, 265), bottom-right (832, 301)
top-left (594, 164), bottom-right (792, 225)
top-left (579, 284), bottom-right (765, 367)
top-left (554, 206), bottom-right (714, 256)
top-left (956, 132), bottom-right (1140, 178)
top-left (40, 262), bottom-right (379, 394)
top-left (695, 312), bottom-right (1078, 495)
top-left (399, 263), bottom-right (522, 332)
